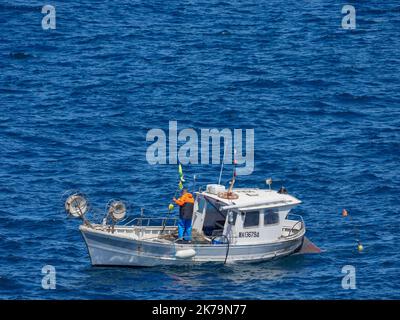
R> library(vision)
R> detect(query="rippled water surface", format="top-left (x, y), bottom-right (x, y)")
top-left (0, 0), bottom-right (400, 299)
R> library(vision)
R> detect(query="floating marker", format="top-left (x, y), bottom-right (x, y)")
top-left (342, 209), bottom-right (364, 253)
top-left (168, 203), bottom-right (174, 211)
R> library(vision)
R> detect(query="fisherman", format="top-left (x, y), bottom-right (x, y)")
top-left (173, 188), bottom-right (194, 242)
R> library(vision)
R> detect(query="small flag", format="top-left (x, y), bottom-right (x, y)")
top-left (178, 163), bottom-right (185, 182)
top-left (342, 209), bottom-right (348, 217)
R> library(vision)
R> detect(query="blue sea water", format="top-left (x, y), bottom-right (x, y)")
top-left (1, 0), bottom-right (400, 299)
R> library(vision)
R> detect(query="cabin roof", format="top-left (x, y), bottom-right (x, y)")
top-left (198, 188), bottom-right (301, 211)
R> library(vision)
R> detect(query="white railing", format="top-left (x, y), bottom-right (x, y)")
top-left (124, 216), bottom-right (179, 228)
top-left (283, 214), bottom-right (305, 237)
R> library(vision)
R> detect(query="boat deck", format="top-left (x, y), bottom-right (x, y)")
top-left (158, 230), bottom-right (212, 244)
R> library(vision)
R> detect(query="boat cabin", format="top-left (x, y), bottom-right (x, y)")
top-left (191, 184), bottom-right (302, 244)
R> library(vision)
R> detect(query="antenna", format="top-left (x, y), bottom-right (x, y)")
top-left (227, 149), bottom-right (237, 194)
top-left (218, 149), bottom-right (239, 200)
top-left (218, 144), bottom-right (228, 185)
top-left (193, 174), bottom-right (197, 193)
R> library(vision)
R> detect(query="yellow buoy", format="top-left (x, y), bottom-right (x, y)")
top-left (357, 242), bottom-right (363, 252)
top-left (168, 203), bottom-right (174, 211)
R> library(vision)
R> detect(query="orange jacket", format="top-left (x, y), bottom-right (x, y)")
top-left (174, 193), bottom-right (194, 206)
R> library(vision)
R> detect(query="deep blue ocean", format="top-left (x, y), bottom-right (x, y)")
top-left (1, 0), bottom-right (399, 299)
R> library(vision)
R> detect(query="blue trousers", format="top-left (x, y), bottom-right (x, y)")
top-left (178, 218), bottom-right (192, 241)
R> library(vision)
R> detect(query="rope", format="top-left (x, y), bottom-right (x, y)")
top-left (212, 235), bottom-right (230, 264)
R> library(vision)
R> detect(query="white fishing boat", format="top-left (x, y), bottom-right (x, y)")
top-left (65, 177), bottom-right (320, 267)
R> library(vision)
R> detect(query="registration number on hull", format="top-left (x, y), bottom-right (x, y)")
top-left (238, 231), bottom-right (259, 238)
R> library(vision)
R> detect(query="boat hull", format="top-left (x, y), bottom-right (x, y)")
top-left (80, 226), bottom-right (305, 267)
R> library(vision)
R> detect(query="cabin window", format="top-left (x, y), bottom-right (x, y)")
top-left (264, 209), bottom-right (279, 225)
top-left (243, 211), bottom-right (260, 228)
top-left (205, 201), bottom-right (221, 216)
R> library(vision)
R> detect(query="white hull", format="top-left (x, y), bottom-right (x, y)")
top-left (80, 225), bottom-right (305, 267)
